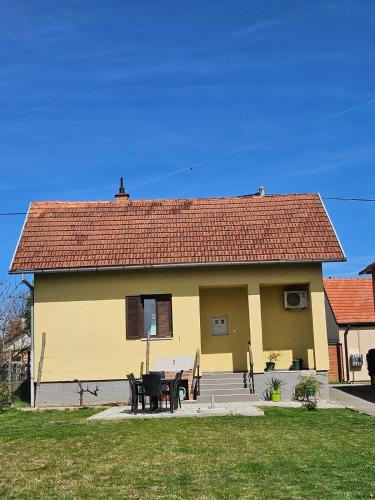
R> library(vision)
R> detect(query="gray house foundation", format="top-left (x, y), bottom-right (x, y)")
top-left (36, 380), bottom-right (130, 407)
top-left (35, 370), bottom-right (328, 407)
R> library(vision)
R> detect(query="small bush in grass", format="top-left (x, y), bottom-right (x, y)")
top-left (303, 399), bottom-right (318, 411)
top-left (0, 384), bottom-right (12, 411)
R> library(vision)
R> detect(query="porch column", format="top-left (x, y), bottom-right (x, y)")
top-left (310, 288), bottom-right (329, 371)
top-left (247, 283), bottom-right (264, 373)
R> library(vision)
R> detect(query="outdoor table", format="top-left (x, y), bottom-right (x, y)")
top-left (133, 378), bottom-right (175, 414)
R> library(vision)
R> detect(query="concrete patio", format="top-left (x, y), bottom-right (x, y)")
top-left (88, 399), bottom-right (344, 421)
top-left (88, 402), bottom-right (264, 420)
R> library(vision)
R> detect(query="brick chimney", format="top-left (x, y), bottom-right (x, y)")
top-left (115, 177), bottom-right (129, 201)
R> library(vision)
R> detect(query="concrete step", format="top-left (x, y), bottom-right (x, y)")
top-left (200, 382), bottom-right (251, 391)
top-left (200, 376), bottom-right (249, 381)
top-left (200, 376), bottom-right (249, 382)
top-left (202, 372), bottom-right (248, 378)
top-left (199, 388), bottom-right (252, 396)
top-left (196, 393), bottom-right (260, 403)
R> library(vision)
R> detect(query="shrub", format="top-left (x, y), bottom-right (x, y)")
top-left (303, 400), bottom-right (318, 411)
top-left (294, 374), bottom-right (323, 402)
top-left (0, 384), bottom-right (12, 410)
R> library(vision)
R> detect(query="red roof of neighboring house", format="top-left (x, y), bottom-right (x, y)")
top-left (324, 278), bottom-right (375, 325)
top-left (10, 193), bottom-right (345, 273)
top-left (4, 318), bottom-right (27, 344)
top-left (360, 261), bottom-right (375, 275)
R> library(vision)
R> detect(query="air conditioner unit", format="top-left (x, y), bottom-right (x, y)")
top-left (284, 290), bottom-right (308, 309)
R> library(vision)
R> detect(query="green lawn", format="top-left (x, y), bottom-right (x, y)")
top-left (0, 408), bottom-right (375, 499)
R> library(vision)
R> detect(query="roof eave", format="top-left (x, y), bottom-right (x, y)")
top-left (318, 193), bottom-right (347, 261)
top-left (337, 321), bottom-right (375, 327)
top-left (8, 203), bottom-right (31, 274)
top-left (359, 262), bottom-right (375, 275)
top-left (9, 257), bottom-right (347, 275)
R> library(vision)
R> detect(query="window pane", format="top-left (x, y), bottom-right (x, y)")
top-left (144, 298), bottom-right (157, 337)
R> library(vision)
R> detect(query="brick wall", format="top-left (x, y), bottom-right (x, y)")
top-left (164, 370), bottom-right (193, 399)
top-left (328, 344), bottom-right (343, 383)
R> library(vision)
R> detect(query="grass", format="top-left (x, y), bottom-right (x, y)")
top-left (0, 408), bottom-right (375, 499)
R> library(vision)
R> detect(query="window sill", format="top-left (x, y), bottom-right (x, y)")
top-left (140, 337), bottom-right (173, 341)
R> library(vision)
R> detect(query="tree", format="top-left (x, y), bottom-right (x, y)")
top-left (0, 278), bottom-right (30, 376)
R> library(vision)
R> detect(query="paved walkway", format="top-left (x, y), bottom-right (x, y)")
top-left (330, 385), bottom-right (375, 417)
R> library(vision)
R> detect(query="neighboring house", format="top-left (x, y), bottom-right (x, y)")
top-left (2, 318), bottom-right (30, 379)
top-left (9, 185), bottom-right (345, 406)
top-left (324, 278), bottom-right (375, 383)
top-left (4, 318), bottom-right (30, 352)
top-left (360, 262), bottom-right (375, 307)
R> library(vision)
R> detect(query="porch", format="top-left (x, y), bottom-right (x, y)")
top-left (194, 282), bottom-right (329, 401)
top-left (199, 284), bottom-right (322, 372)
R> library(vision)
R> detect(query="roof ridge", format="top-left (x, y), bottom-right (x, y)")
top-left (324, 277), bottom-right (372, 281)
top-left (29, 193), bottom-right (319, 205)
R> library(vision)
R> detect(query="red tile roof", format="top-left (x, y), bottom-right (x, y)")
top-left (10, 193), bottom-right (345, 273)
top-left (360, 261), bottom-right (375, 275)
top-left (4, 318), bottom-right (27, 344)
top-left (324, 278), bottom-right (375, 325)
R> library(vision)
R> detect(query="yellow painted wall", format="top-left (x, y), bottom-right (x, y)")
top-left (261, 286), bottom-right (314, 369)
top-left (339, 327), bottom-right (375, 382)
top-left (200, 287), bottom-right (250, 372)
top-left (33, 263), bottom-right (329, 381)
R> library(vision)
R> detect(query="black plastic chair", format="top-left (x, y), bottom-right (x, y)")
top-left (150, 371), bottom-right (169, 399)
top-left (149, 371), bottom-right (166, 379)
top-left (127, 373), bottom-right (145, 413)
top-left (159, 370), bottom-right (184, 411)
top-left (142, 374), bottom-right (163, 412)
top-left (173, 370), bottom-right (184, 409)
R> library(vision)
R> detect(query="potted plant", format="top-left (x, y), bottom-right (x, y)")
top-left (292, 359), bottom-right (300, 370)
top-left (294, 374), bottom-right (323, 402)
top-left (265, 352), bottom-right (281, 371)
top-left (292, 358), bottom-right (304, 370)
top-left (266, 377), bottom-right (285, 402)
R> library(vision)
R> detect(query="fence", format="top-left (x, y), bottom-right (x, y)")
top-left (0, 357), bottom-right (30, 401)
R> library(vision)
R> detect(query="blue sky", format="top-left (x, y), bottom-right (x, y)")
top-left (1, 0), bottom-right (374, 279)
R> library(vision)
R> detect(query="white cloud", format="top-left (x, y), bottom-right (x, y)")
top-left (233, 20), bottom-right (282, 38)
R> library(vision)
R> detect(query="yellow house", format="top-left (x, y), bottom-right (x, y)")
top-left (10, 183), bottom-right (345, 406)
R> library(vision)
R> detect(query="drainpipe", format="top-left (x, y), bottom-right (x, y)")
top-left (343, 325), bottom-right (351, 384)
top-left (21, 274), bottom-right (34, 407)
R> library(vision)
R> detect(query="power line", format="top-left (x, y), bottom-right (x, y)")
top-left (128, 165), bottom-right (193, 190)
top-left (287, 99), bottom-right (375, 133)
top-left (322, 196), bottom-right (375, 202)
top-left (0, 100), bottom-right (373, 206)
top-left (0, 212), bottom-right (27, 216)
top-left (128, 98), bottom-right (375, 190)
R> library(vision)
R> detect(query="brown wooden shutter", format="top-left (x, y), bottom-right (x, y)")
top-left (126, 296), bottom-right (141, 339)
top-left (156, 295), bottom-right (172, 338)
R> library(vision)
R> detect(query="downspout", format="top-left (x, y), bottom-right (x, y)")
top-left (22, 274), bottom-right (34, 407)
top-left (343, 325), bottom-right (351, 384)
